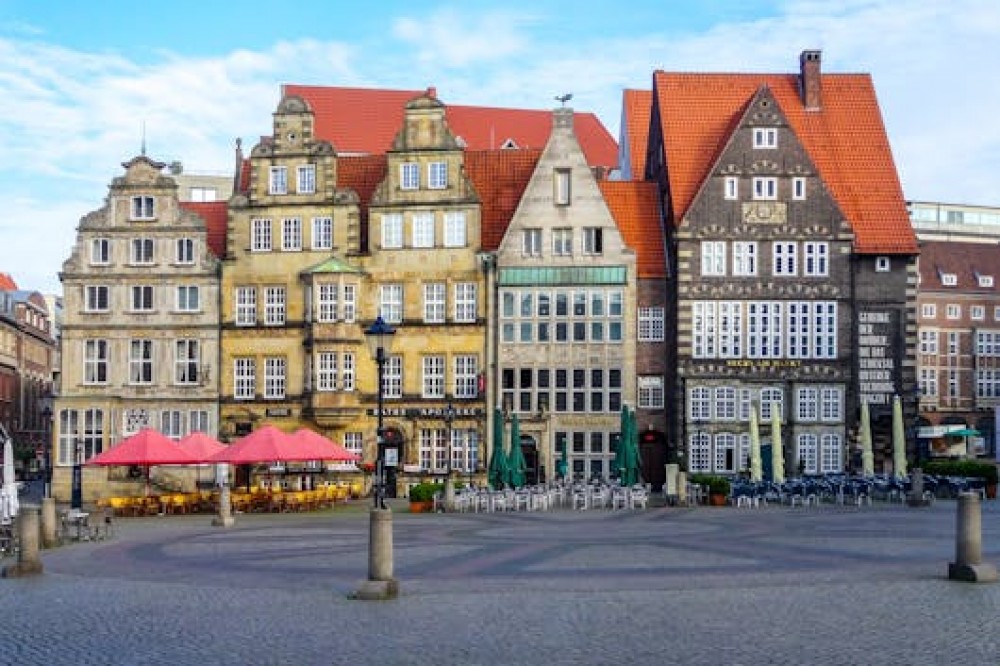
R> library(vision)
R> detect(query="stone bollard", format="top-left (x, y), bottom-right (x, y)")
top-left (2, 505), bottom-right (44, 578)
top-left (948, 492), bottom-right (997, 583)
top-left (41, 496), bottom-right (59, 548)
top-left (351, 507), bottom-right (399, 600)
top-left (907, 468), bottom-right (931, 507)
top-left (212, 484), bottom-right (235, 528)
top-left (664, 464), bottom-right (679, 506)
top-left (676, 471), bottom-right (688, 506)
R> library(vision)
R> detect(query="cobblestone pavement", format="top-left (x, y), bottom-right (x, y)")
top-left (2, 499), bottom-right (999, 665)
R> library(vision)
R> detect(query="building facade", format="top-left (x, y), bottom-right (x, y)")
top-left (54, 155), bottom-right (221, 500)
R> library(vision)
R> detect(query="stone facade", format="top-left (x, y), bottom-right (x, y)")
top-left (54, 155), bottom-right (220, 500)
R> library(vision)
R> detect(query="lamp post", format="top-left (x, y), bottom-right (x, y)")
top-left (443, 399), bottom-right (456, 512)
top-left (354, 314), bottom-right (398, 600)
top-left (71, 436), bottom-right (83, 510)
top-left (38, 393), bottom-right (52, 499)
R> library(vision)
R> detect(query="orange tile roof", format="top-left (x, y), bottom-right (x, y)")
top-left (464, 149), bottom-right (542, 251)
top-left (598, 181), bottom-right (665, 278)
top-left (918, 241), bottom-right (1000, 291)
top-left (180, 201), bottom-right (228, 258)
top-left (337, 154), bottom-right (388, 254)
top-left (652, 71), bottom-right (917, 255)
top-left (283, 84), bottom-right (619, 169)
top-left (620, 89), bottom-right (652, 180)
top-left (0, 272), bottom-right (17, 291)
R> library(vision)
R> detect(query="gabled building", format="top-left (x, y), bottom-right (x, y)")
top-left (632, 50), bottom-right (918, 476)
top-left (55, 155), bottom-right (221, 501)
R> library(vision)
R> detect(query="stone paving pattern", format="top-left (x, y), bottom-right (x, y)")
top-left (2, 499), bottom-right (999, 665)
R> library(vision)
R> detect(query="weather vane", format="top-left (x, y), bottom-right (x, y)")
top-left (555, 93), bottom-right (573, 107)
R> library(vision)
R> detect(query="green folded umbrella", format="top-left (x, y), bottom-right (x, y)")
top-left (488, 408), bottom-right (508, 489)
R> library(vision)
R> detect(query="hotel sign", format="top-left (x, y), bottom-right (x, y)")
top-left (857, 310), bottom-right (899, 406)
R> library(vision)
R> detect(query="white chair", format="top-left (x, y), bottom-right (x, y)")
top-left (611, 487), bottom-right (629, 510)
top-left (629, 486), bottom-right (648, 510)
top-left (572, 488), bottom-right (588, 510)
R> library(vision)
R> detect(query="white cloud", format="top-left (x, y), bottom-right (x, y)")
top-left (392, 8), bottom-right (531, 68)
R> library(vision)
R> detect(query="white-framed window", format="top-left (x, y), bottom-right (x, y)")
top-left (978, 275), bottom-right (994, 288)
top-left (129, 339), bottom-right (154, 385)
top-left (189, 410), bottom-right (210, 435)
top-left (941, 273), bottom-right (957, 286)
top-left (443, 211), bottom-right (466, 247)
top-left (972, 306), bottom-right (985, 321)
top-left (160, 411), bottom-right (183, 440)
top-left (454, 283), bottom-right (477, 323)
top-left (977, 369), bottom-right (1000, 398)
top-left (946, 304), bottom-right (961, 320)
top-left (344, 432), bottom-right (363, 460)
top-left (83, 339), bottom-right (108, 384)
top-left (638, 307), bottom-right (665, 342)
top-left (269, 166), bottom-right (287, 195)
top-left (583, 228), bottom-right (603, 255)
top-left (90, 238), bottom-right (110, 265)
top-left (312, 217), bottom-right (333, 250)
top-left (342, 353), bottom-right (355, 391)
top-left (380, 284), bottom-right (404, 324)
top-left (820, 435), bottom-right (841, 473)
top-left (317, 284), bottom-right (338, 323)
top-left (724, 176), bottom-right (739, 200)
top-left (876, 256), bottom-right (891, 272)
top-left (176, 285), bottom-right (199, 312)
top-left (948, 331), bottom-right (960, 356)
top-left (792, 177), bottom-right (807, 200)
top-left (264, 287), bottom-right (286, 326)
top-left (773, 242), bottom-right (797, 276)
top-left (919, 330), bottom-right (938, 354)
top-left (297, 164), bottom-right (316, 194)
top-left (733, 242), bottom-right (757, 276)
top-left (693, 301), bottom-right (717, 359)
top-left (342, 284), bottom-right (356, 323)
top-left (797, 387), bottom-right (819, 421)
top-left (422, 356), bottom-right (445, 398)
top-left (552, 228), bottom-right (572, 256)
top-left (189, 187), bottom-right (217, 202)
top-left (175, 339), bottom-right (199, 385)
top-left (282, 218), bottom-right (302, 251)
top-left (701, 241), bottom-right (726, 276)
top-left (131, 196), bottom-right (155, 220)
top-left (554, 168), bottom-right (571, 205)
top-left (689, 387), bottom-right (712, 420)
top-left (233, 358), bottom-right (255, 400)
top-left (423, 283), bottom-right (446, 323)
top-left (175, 238), bottom-right (195, 264)
top-left (753, 177), bottom-right (777, 200)
top-left (919, 367), bottom-right (938, 397)
top-left (688, 432), bottom-right (711, 472)
top-left (412, 213), bottom-right (434, 248)
top-left (715, 387), bottom-right (736, 420)
top-left (760, 387), bottom-right (783, 421)
top-left (454, 355), bottom-right (478, 398)
top-left (638, 376), bottom-right (664, 409)
top-left (131, 285), bottom-right (154, 312)
top-left (264, 357), bottom-right (286, 399)
top-left (976, 331), bottom-right (1000, 357)
top-left (317, 352), bottom-right (337, 391)
top-left (130, 238), bottom-right (154, 265)
top-left (995, 306), bottom-right (1000, 322)
top-left (797, 434), bottom-right (818, 475)
top-left (719, 302), bottom-right (743, 358)
top-left (235, 286), bottom-right (256, 326)
top-left (523, 229), bottom-right (542, 256)
top-left (419, 428), bottom-right (449, 472)
top-left (252, 218), bottom-right (272, 251)
top-left (381, 213), bottom-right (403, 249)
top-left (752, 127), bottom-right (777, 148)
top-left (384, 355), bottom-right (403, 399)
top-left (714, 433), bottom-right (737, 473)
top-left (820, 387), bottom-right (842, 421)
top-left (921, 303), bottom-right (937, 319)
top-left (803, 242), bottom-right (828, 276)
top-left (400, 162), bottom-right (419, 190)
top-left (428, 162), bottom-right (447, 189)
top-left (85, 285), bottom-right (110, 312)
top-left (747, 301), bottom-right (782, 358)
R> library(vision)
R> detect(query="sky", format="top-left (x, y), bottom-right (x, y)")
top-left (1, 0), bottom-right (998, 294)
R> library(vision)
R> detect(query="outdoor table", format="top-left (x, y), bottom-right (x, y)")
top-left (65, 510), bottom-right (90, 541)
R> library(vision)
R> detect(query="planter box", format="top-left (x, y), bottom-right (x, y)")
top-left (409, 501), bottom-right (434, 513)
top-left (709, 493), bottom-right (728, 507)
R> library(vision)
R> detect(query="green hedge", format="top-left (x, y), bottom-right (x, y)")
top-left (689, 474), bottom-right (731, 495)
top-left (408, 482), bottom-right (442, 502)
top-left (921, 460), bottom-right (998, 485)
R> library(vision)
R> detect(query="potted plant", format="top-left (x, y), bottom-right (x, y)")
top-left (408, 482), bottom-right (441, 513)
top-left (689, 474), bottom-right (731, 506)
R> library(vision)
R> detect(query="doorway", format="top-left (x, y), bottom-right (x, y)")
top-left (639, 430), bottom-right (667, 491)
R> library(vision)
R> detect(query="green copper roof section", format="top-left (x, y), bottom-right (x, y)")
top-left (302, 256), bottom-right (363, 275)
top-left (498, 266), bottom-right (627, 286)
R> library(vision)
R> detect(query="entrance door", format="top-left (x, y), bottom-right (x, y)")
top-left (639, 431), bottom-right (667, 491)
top-left (521, 436), bottom-right (539, 485)
top-left (382, 427), bottom-right (404, 498)
top-left (761, 443), bottom-right (773, 482)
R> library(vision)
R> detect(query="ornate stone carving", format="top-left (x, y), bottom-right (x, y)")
top-left (742, 202), bottom-right (787, 224)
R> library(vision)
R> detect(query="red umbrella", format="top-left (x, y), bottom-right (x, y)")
top-left (88, 428), bottom-right (201, 466)
top-left (178, 431), bottom-right (226, 461)
top-left (207, 424), bottom-right (316, 464)
top-left (292, 428), bottom-right (360, 462)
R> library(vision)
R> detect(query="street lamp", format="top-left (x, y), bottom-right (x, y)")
top-left (38, 392), bottom-right (53, 499)
top-left (355, 314), bottom-right (398, 601)
top-left (443, 399), bottom-right (456, 511)
top-left (71, 436), bottom-right (83, 510)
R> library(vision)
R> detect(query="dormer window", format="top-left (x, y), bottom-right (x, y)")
top-left (269, 167), bottom-right (287, 195)
top-left (400, 163), bottom-right (419, 190)
top-left (875, 256), bottom-right (890, 272)
top-left (131, 196), bottom-right (154, 220)
top-left (941, 273), bottom-right (957, 286)
top-left (978, 275), bottom-right (994, 288)
top-left (753, 127), bottom-right (777, 149)
top-left (428, 162), bottom-right (447, 189)
top-left (297, 165), bottom-right (315, 194)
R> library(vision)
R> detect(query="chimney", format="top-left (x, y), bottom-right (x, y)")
top-left (799, 50), bottom-right (822, 111)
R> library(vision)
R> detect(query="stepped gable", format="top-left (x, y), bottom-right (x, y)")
top-left (651, 68), bottom-right (916, 255)
top-left (464, 149), bottom-right (542, 251)
top-left (598, 180), bottom-right (664, 278)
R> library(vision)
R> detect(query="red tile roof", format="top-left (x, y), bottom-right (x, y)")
top-left (598, 181), bottom-right (665, 278)
top-left (620, 89), bottom-right (652, 180)
top-left (918, 241), bottom-right (1000, 291)
top-left (649, 70), bottom-right (917, 255)
top-left (283, 84), bottom-right (618, 169)
top-left (0, 272), bottom-right (17, 291)
top-left (465, 149), bottom-right (542, 251)
top-left (337, 154), bottom-right (388, 254)
top-left (180, 201), bottom-right (228, 258)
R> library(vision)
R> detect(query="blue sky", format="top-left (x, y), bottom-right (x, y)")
top-left (1, 0), bottom-right (998, 293)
